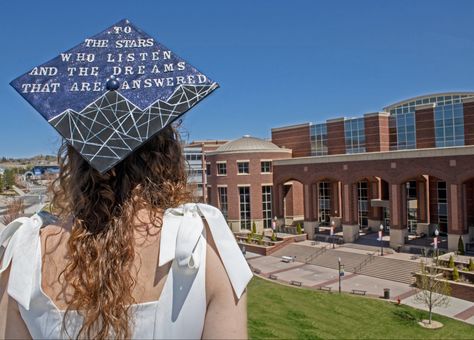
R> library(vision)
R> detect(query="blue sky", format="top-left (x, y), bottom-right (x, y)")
top-left (1, 0), bottom-right (473, 157)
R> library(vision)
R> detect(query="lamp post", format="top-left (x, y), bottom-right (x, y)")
top-left (338, 257), bottom-right (344, 293)
top-left (434, 228), bottom-right (439, 264)
top-left (331, 220), bottom-right (335, 249)
top-left (379, 224), bottom-right (384, 256)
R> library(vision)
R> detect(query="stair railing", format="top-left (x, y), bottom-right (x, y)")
top-left (304, 246), bottom-right (328, 264)
top-left (353, 253), bottom-right (375, 274)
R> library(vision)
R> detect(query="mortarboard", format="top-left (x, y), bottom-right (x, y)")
top-left (10, 19), bottom-right (218, 174)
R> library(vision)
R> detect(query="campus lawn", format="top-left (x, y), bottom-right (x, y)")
top-left (247, 277), bottom-right (474, 339)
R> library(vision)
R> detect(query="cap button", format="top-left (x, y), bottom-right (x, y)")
top-left (106, 77), bottom-right (120, 91)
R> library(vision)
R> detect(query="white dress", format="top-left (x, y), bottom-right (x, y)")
top-left (0, 203), bottom-right (253, 339)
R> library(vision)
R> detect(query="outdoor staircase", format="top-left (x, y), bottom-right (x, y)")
top-left (358, 257), bottom-right (420, 284)
top-left (272, 244), bottom-right (419, 285)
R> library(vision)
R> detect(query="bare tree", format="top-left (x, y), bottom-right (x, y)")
top-left (1, 198), bottom-right (25, 225)
top-left (414, 254), bottom-right (451, 325)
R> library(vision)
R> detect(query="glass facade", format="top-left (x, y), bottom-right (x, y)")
top-left (239, 186), bottom-right (251, 229)
top-left (406, 181), bottom-right (418, 234)
top-left (262, 185), bottom-right (273, 228)
top-left (434, 103), bottom-right (464, 148)
top-left (386, 94), bottom-right (472, 114)
top-left (310, 123), bottom-right (328, 156)
top-left (357, 181), bottom-right (368, 228)
top-left (344, 118), bottom-right (366, 154)
top-left (318, 182), bottom-right (331, 226)
top-left (390, 111), bottom-right (416, 150)
top-left (437, 181), bottom-right (448, 234)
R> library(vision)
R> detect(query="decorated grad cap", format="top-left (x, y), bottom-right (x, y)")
top-left (10, 19), bottom-right (218, 174)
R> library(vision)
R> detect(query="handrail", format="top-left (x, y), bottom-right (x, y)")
top-left (304, 246), bottom-right (328, 263)
top-left (353, 253), bottom-right (375, 273)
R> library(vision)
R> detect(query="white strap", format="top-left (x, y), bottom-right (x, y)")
top-left (160, 203), bottom-right (252, 299)
top-left (0, 214), bottom-right (43, 310)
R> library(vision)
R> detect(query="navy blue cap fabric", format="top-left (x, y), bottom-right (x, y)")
top-left (10, 19), bottom-right (218, 173)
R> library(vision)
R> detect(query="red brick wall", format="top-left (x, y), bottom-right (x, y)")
top-left (206, 151), bottom-right (291, 223)
top-left (364, 114), bottom-right (390, 152)
top-left (271, 125), bottom-right (311, 157)
top-left (463, 101), bottom-right (474, 146)
top-left (326, 120), bottom-right (346, 155)
top-left (415, 106), bottom-right (435, 149)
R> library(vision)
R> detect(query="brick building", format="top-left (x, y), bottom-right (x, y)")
top-left (206, 136), bottom-right (291, 232)
top-left (271, 92), bottom-right (474, 251)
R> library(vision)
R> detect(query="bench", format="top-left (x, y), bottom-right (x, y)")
top-left (310, 241), bottom-right (318, 246)
top-left (351, 289), bottom-right (367, 296)
top-left (269, 274), bottom-right (278, 280)
top-left (253, 268), bottom-right (261, 274)
top-left (319, 286), bottom-right (332, 292)
top-left (290, 280), bottom-right (303, 287)
top-left (281, 256), bottom-right (295, 263)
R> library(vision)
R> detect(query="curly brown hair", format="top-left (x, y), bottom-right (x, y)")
top-left (50, 125), bottom-right (190, 339)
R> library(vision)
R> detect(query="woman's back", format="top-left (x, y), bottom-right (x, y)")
top-left (1, 204), bottom-right (252, 339)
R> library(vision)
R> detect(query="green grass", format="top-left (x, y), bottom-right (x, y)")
top-left (248, 277), bottom-right (474, 339)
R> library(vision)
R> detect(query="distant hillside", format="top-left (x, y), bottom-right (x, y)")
top-left (0, 155), bottom-right (57, 168)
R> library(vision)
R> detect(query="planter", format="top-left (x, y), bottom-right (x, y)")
top-left (414, 272), bottom-right (474, 302)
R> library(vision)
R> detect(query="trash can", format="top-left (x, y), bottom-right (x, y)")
top-left (383, 288), bottom-right (390, 299)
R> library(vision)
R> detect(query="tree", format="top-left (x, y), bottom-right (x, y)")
top-left (3, 169), bottom-right (15, 190)
top-left (271, 232), bottom-right (277, 242)
top-left (0, 174), bottom-right (3, 193)
top-left (1, 198), bottom-right (25, 225)
top-left (469, 258), bottom-right (474, 272)
top-left (252, 221), bottom-right (257, 234)
top-left (458, 236), bottom-right (465, 255)
top-left (448, 255), bottom-right (455, 268)
top-left (296, 223), bottom-right (302, 235)
top-left (452, 267), bottom-right (460, 282)
top-left (414, 255), bottom-right (451, 325)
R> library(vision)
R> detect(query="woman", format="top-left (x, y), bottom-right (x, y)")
top-left (0, 125), bottom-right (252, 339)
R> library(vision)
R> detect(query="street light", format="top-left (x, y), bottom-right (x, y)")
top-left (331, 220), bottom-right (335, 249)
top-left (434, 228), bottom-right (439, 263)
top-left (379, 224), bottom-right (384, 256)
top-left (338, 257), bottom-right (344, 293)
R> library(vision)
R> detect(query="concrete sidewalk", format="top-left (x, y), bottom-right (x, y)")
top-left (248, 255), bottom-right (474, 325)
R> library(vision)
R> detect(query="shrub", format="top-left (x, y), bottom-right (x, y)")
top-left (458, 236), bottom-right (465, 255)
top-left (469, 258), bottom-right (474, 272)
top-left (258, 232), bottom-right (264, 245)
top-left (448, 255), bottom-right (455, 268)
top-left (296, 223), bottom-right (302, 235)
top-left (252, 221), bottom-right (257, 234)
top-left (452, 267), bottom-right (460, 281)
top-left (246, 232), bottom-right (252, 244)
top-left (271, 232), bottom-right (277, 242)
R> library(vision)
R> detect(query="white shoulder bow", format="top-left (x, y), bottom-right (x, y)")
top-left (160, 203), bottom-right (252, 299)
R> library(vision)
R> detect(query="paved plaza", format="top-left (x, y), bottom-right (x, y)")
top-left (246, 241), bottom-right (474, 325)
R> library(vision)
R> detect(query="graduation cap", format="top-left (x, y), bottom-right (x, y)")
top-left (10, 19), bottom-right (218, 174)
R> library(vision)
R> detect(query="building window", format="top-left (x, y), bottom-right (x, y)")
top-left (262, 186), bottom-right (272, 228)
top-left (391, 111), bottom-right (416, 150)
top-left (261, 161), bottom-right (272, 173)
top-left (318, 182), bottom-right (331, 226)
top-left (218, 187), bottom-right (228, 220)
top-left (310, 123), bottom-right (328, 156)
top-left (435, 103), bottom-right (464, 148)
top-left (437, 181), bottom-right (448, 234)
top-left (206, 162), bottom-right (211, 176)
top-left (344, 118), bottom-right (366, 154)
top-left (237, 161), bottom-right (249, 174)
top-left (406, 181), bottom-right (418, 234)
top-left (239, 186), bottom-right (251, 229)
top-left (185, 153), bottom-right (202, 161)
top-left (357, 181), bottom-right (368, 228)
top-left (217, 162), bottom-right (227, 175)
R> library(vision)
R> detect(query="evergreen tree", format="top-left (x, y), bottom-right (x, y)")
top-left (458, 236), bottom-right (465, 255)
top-left (452, 267), bottom-right (460, 281)
top-left (3, 169), bottom-right (15, 190)
top-left (469, 258), bottom-right (474, 272)
top-left (448, 255), bottom-right (455, 268)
